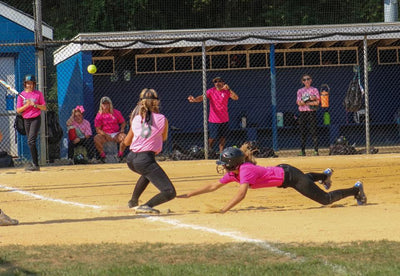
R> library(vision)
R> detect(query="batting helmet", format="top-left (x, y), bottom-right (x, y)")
top-left (335, 136), bottom-right (348, 146)
top-left (216, 147), bottom-right (245, 171)
top-left (24, 74), bottom-right (36, 83)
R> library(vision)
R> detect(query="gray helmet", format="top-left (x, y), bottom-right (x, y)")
top-left (24, 74), bottom-right (36, 83)
top-left (336, 136), bottom-right (348, 145)
top-left (216, 147), bottom-right (245, 171)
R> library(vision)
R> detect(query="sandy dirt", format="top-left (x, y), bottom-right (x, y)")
top-left (1, 153), bottom-right (399, 246)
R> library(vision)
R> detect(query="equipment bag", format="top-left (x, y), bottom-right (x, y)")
top-left (344, 68), bottom-right (364, 112)
top-left (14, 114), bottom-right (26, 135)
top-left (46, 111), bottom-right (64, 144)
top-left (344, 79), bottom-right (363, 112)
top-left (0, 151), bottom-right (14, 167)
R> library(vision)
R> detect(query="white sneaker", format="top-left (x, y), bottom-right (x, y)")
top-left (319, 168), bottom-right (333, 190)
top-left (133, 205), bottom-right (160, 214)
top-left (354, 181), bottom-right (367, 205)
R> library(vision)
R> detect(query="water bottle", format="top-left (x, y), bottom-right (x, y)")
top-left (61, 138), bottom-right (69, 159)
top-left (323, 111), bottom-right (331, 125)
top-left (6, 95), bottom-right (14, 111)
top-left (241, 115), bottom-right (247, 128)
top-left (277, 112), bottom-right (284, 127)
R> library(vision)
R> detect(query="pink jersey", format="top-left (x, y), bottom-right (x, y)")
top-left (206, 87), bottom-right (231, 123)
top-left (219, 162), bottom-right (284, 189)
top-left (71, 119), bottom-right (92, 137)
top-left (297, 86), bottom-right (320, 112)
top-left (94, 109), bottom-right (125, 134)
top-left (130, 113), bottom-right (166, 154)
top-left (16, 90), bottom-right (46, 119)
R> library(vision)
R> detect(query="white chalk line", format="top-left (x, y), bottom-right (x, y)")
top-left (0, 183), bottom-right (346, 274)
top-left (0, 184), bottom-right (101, 210)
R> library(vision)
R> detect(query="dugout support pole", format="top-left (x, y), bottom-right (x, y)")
top-left (202, 42), bottom-right (209, 159)
top-left (363, 36), bottom-right (370, 154)
top-left (270, 44), bottom-right (278, 151)
top-left (34, 0), bottom-right (47, 165)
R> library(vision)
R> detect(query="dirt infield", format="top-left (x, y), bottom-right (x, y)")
top-left (1, 153), bottom-right (399, 246)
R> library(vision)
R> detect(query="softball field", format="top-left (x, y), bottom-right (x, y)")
top-left (0, 153), bottom-right (399, 246)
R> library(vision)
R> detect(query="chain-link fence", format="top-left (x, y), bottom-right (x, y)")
top-left (1, 2), bottom-right (400, 166)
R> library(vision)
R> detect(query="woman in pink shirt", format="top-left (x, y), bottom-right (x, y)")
top-left (94, 96), bottom-right (127, 162)
top-left (66, 105), bottom-right (95, 161)
top-left (16, 75), bottom-right (46, 171)
top-left (178, 142), bottom-right (367, 213)
top-left (123, 88), bottom-right (176, 214)
top-left (296, 74), bottom-right (320, 156)
top-left (188, 76), bottom-right (238, 154)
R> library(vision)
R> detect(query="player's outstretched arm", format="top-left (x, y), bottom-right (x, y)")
top-left (220, 183), bottom-right (249, 213)
top-left (177, 182), bottom-right (225, 198)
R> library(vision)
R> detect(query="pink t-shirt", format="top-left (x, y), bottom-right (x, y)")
top-left (297, 86), bottom-right (320, 112)
top-left (130, 113), bottom-right (166, 154)
top-left (219, 162), bottom-right (284, 189)
top-left (16, 90), bottom-right (46, 119)
top-left (71, 119), bottom-right (92, 137)
top-left (206, 87), bottom-right (231, 123)
top-left (94, 109), bottom-right (125, 134)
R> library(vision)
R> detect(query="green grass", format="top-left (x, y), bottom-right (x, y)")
top-left (1, 241), bottom-right (399, 275)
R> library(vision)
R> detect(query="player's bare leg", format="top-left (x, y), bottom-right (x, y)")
top-left (219, 137), bottom-right (226, 153)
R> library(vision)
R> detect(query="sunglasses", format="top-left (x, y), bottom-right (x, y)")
top-left (214, 80), bottom-right (223, 83)
top-left (302, 78), bottom-right (312, 81)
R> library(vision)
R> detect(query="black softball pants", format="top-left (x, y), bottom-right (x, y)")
top-left (298, 111), bottom-right (318, 152)
top-left (24, 115), bottom-right (41, 166)
top-left (127, 151), bottom-right (176, 208)
top-left (278, 164), bottom-right (358, 205)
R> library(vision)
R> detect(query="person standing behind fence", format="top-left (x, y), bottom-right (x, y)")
top-left (124, 88), bottom-right (176, 214)
top-left (94, 96), bottom-right (127, 162)
top-left (16, 74), bottom-right (46, 171)
top-left (296, 74), bottom-right (320, 156)
top-left (188, 77), bottom-right (239, 155)
top-left (66, 105), bottom-right (95, 161)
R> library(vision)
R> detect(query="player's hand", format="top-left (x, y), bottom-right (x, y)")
top-left (223, 84), bottom-right (230, 90)
top-left (187, 96), bottom-right (195, 102)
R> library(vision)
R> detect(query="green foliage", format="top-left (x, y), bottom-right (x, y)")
top-left (1, 0), bottom-right (388, 40)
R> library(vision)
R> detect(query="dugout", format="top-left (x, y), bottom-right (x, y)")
top-left (0, 2), bottom-right (53, 161)
top-left (54, 23), bottom-right (400, 156)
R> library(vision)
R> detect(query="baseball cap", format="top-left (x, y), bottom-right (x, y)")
top-left (24, 74), bottom-right (36, 82)
top-left (100, 96), bottom-right (112, 104)
top-left (212, 76), bottom-right (224, 82)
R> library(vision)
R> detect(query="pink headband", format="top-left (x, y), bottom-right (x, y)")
top-left (75, 105), bottom-right (85, 113)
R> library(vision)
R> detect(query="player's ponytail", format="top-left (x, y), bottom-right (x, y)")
top-left (240, 141), bottom-right (257, 165)
top-left (130, 88), bottom-right (160, 125)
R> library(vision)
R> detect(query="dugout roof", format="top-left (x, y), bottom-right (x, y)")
top-left (0, 1), bottom-right (53, 40)
top-left (53, 22), bottom-right (400, 65)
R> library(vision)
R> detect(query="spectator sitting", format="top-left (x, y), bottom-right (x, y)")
top-left (66, 105), bottom-right (95, 161)
top-left (94, 96), bottom-right (127, 162)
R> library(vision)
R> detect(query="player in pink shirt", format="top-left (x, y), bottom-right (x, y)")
top-left (16, 74), bottom-right (47, 171)
top-left (178, 142), bottom-right (367, 213)
top-left (66, 105), bottom-right (95, 161)
top-left (188, 77), bottom-right (238, 154)
top-left (94, 96), bottom-right (127, 162)
top-left (123, 89), bottom-right (176, 214)
top-left (296, 74), bottom-right (321, 156)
